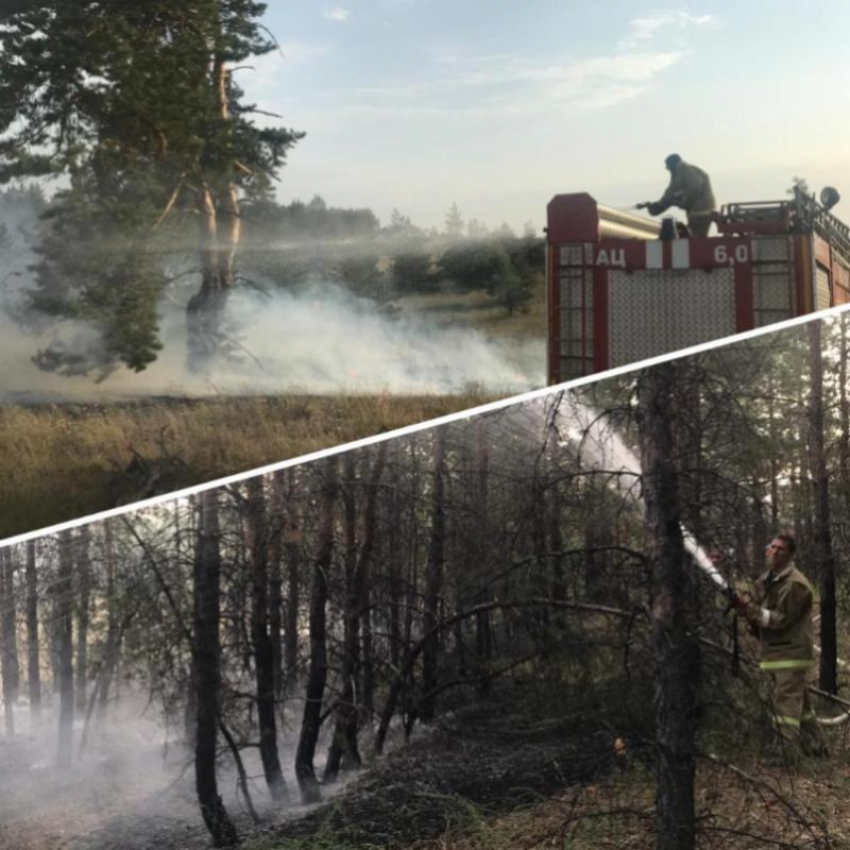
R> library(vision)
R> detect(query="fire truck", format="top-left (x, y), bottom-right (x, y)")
top-left (546, 189), bottom-right (850, 383)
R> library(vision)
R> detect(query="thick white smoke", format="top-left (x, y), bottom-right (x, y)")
top-left (0, 279), bottom-right (544, 401)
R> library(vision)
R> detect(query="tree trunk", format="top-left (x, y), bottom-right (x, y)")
top-left (475, 421), bottom-right (493, 692)
top-left (192, 491), bottom-right (238, 847)
top-left (185, 56), bottom-right (242, 372)
top-left (75, 526), bottom-right (91, 716)
top-left (637, 363), bottom-right (700, 850)
top-left (421, 429), bottom-right (447, 723)
top-left (56, 530), bottom-right (75, 769)
top-left (25, 540), bottom-right (41, 726)
top-left (359, 443), bottom-right (387, 722)
top-left (808, 321), bottom-right (837, 693)
top-left (97, 520), bottom-right (119, 721)
top-left (269, 471), bottom-right (285, 700)
top-left (0, 547), bottom-right (18, 737)
top-left (840, 315), bottom-right (850, 515)
top-left (325, 455), bottom-right (360, 783)
top-left (388, 450), bottom-right (403, 669)
top-left (245, 478), bottom-right (287, 801)
top-left (295, 456), bottom-right (338, 803)
top-left (283, 470), bottom-right (302, 690)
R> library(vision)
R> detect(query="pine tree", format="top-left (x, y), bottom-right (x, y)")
top-left (0, 1), bottom-right (302, 375)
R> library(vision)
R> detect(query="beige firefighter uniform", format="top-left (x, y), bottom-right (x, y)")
top-left (650, 162), bottom-right (717, 237)
top-left (746, 564), bottom-right (822, 753)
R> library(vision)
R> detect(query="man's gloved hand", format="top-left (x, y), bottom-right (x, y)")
top-left (646, 202), bottom-right (663, 216)
top-left (731, 592), bottom-right (749, 610)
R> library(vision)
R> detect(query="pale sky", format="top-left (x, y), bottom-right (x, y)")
top-left (243, 1), bottom-right (850, 232)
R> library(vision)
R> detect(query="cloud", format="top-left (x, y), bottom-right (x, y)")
top-left (339, 49), bottom-right (686, 119)
top-left (237, 44), bottom-right (327, 101)
top-left (620, 10), bottom-right (715, 48)
top-left (323, 7), bottom-right (350, 22)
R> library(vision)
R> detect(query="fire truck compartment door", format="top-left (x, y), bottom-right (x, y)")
top-left (608, 268), bottom-right (736, 366)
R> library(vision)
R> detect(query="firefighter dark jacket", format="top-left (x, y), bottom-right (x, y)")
top-left (749, 564), bottom-right (815, 669)
top-left (656, 162), bottom-right (717, 216)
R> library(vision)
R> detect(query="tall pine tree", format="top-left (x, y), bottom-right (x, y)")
top-left (0, 1), bottom-right (302, 375)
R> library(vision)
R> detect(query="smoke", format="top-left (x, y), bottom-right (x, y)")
top-left (0, 280), bottom-right (544, 402)
top-left (560, 393), bottom-right (729, 591)
top-left (200, 282), bottom-right (544, 394)
top-left (0, 690), bottom-right (347, 849)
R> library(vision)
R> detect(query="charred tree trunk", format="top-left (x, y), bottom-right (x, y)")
top-left (637, 363), bottom-right (700, 850)
top-left (75, 526), bottom-right (91, 716)
top-left (56, 530), bottom-right (75, 769)
top-left (325, 455), bottom-right (360, 783)
top-left (359, 443), bottom-right (387, 723)
top-left (295, 456), bottom-right (338, 803)
top-left (283, 470), bottom-right (302, 690)
top-left (474, 421), bottom-right (493, 692)
top-left (421, 429), bottom-right (447, 723)
top-left (245, 478), bottom-right (287, 801)
top-left (840, 316), bottom-right (850, 515)
top-left (269, 471), bottom-right (285, 700)
top-left (97, 520), bottom-right (119, 721)
top-left (388, 450), bottom-right (403, 669)
top-left (243, 476), bottom-right (286, 802)
top-left (25, 540), bottom-right (41, 726)
top-left (808, 322), bottom-right (837, 693)
top-left (0, 547), bottom-right (18, 737)
top-left (192, 491), bottom-right (238, 847)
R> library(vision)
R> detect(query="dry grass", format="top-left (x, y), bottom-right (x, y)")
top-left (0, 391), bottom-right (495, 539)
top-left (397, 289), bottom-right (546, 340)
top-left (417, 756), bottom-right (850, 850)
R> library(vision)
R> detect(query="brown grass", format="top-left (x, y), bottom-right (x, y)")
top-left (417, 756), bottom-right (848, 850)
top-left (0, 391), bottom-right (496, 540)
top-left (398, 288), bottom-right (546, 340)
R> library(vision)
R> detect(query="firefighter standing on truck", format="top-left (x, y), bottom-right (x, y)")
top-left (644, 154), bottom-right (717, 237)
top-left (735, 534), bottom-right (826, 766)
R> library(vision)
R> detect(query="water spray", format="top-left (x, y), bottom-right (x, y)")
top-left (559, 393), bottom-right (742, 603)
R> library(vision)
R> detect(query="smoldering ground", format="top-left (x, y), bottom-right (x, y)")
top-left (0, 279), bottom-right (544, 402)
top-left (0, 693), bottom-right (344, 850)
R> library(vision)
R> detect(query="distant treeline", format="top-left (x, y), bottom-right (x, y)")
top-left (1, 186), bottom-right (544, 317)
top-left (241, 195), bottom-right (545, 315)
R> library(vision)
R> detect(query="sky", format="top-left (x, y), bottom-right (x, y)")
top-left (242, 0), bottom-right (850, 232)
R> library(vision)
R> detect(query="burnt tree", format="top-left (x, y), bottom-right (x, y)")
top-left (637, 363), bottom-right (700, 850)
top-left (809, 321), bottom-right (837, 693)
top-left (245, 477), bottom-right (287, 801)
top-left (25, 540), bottom-right (41, 725)
top-left (75, 526), bottom-right (91, 715)
top-left (0, 546), bottom-right (18, 737)
top-left (193, 491), bottom-right (238, 847)
top-left (421, 429), bottom-right (447, 722)
top-left (295, 456), bottom-right (339, 803)
top-left (56, 530), bottom-right (75, 769)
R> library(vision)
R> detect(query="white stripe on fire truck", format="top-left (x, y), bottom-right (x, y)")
top-left (646, 241), bottom-right (663, 269)
top-left (672, 239), bottom-right (690, 269)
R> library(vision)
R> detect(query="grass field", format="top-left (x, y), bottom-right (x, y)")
top-left (0, 283), bottom-right (547, 539)
top-left (0, 391), bottom-right (496, 540)
top-left (398, 286), bottom-right (546, 340)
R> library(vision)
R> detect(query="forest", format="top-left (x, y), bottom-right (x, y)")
top-left (1, 312), bottom-right (849, 850)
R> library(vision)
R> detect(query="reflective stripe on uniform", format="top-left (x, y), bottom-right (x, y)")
top-left (759, 659), bottom-right (813, 671)
top-left (776, 715), bottom-right (801, 728)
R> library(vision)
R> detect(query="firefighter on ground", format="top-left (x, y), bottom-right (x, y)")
top-left (643, 154), bottom-right (717, 237)
top-left (734, 534), bottom-right (826, 765)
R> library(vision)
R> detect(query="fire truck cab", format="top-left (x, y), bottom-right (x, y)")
top-left (546, 190), bottom-right (850, 383)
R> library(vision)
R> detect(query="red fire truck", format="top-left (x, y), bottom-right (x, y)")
top-left (546, 190), bottom-right (850, 383)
